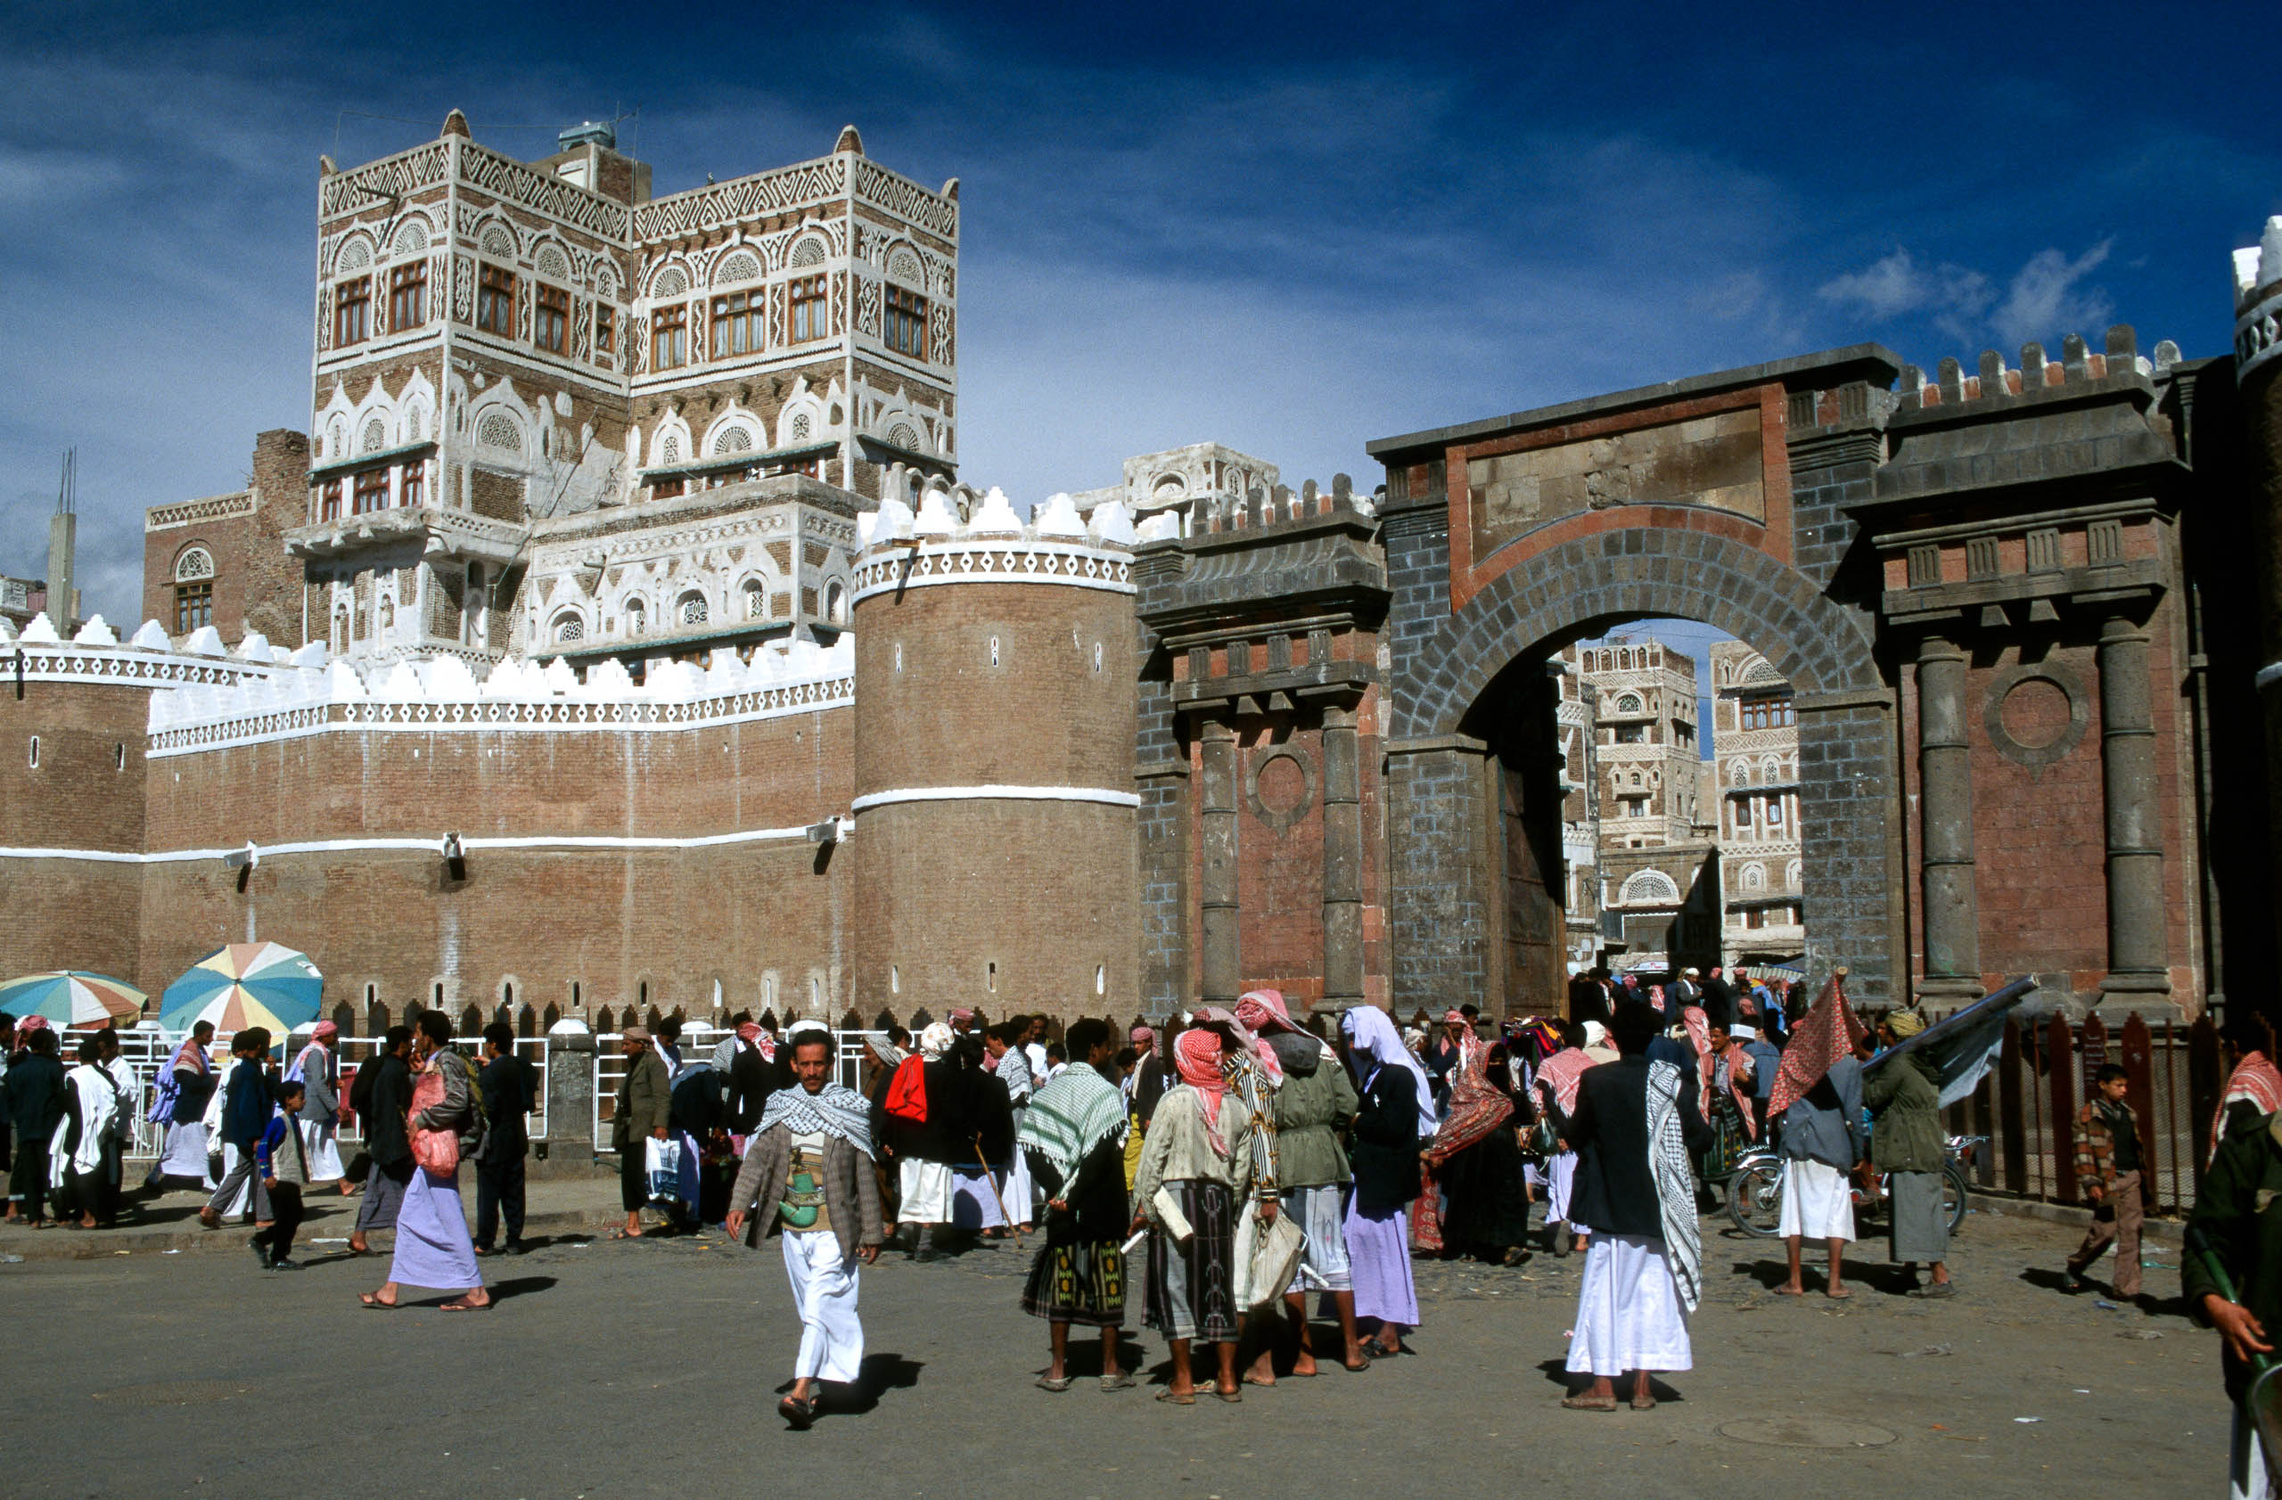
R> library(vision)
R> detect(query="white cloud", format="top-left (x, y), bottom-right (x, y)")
top-left (1992, 239), bottom-right (2113, 347)
top-left (1816, 240), bottom-right (2117, 352)
top-left (1816, 247), bottom-right (1993, 337)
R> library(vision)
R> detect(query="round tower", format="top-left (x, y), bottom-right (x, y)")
top-left (849, 485), bottom-right (1139, 1023)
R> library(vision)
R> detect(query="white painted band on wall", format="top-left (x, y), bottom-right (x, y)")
top-left (850, 784), bottom-right (1142, 813)
top-left (0, 823), bottom-right (820, 866)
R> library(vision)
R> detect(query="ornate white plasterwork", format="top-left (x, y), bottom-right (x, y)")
top-left (851, 540), bottom-right (1133, 602)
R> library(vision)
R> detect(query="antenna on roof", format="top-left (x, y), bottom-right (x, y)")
top-left (56, 448), bottom-right (75, 516)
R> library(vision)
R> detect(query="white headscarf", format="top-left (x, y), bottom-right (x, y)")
top-left (1342, 1005), bottom-right (1439, 1137)
top-left (918, 1022), bottom-right (956, 1060)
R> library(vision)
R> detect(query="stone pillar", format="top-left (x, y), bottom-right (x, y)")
top-left (2098, 613), bottom-right (2172, 995)
top-left (1321, 701), bottom-right (1365, 1009)
top-left (1386, 734), bottom-right (1493, 1017)
top-left (1916, 634), bottom-right (1982, 1001)
top-left (545, 1025), bottom-right (597, 1162)
top-left (1199, 718), bottom-right (1240, 1005)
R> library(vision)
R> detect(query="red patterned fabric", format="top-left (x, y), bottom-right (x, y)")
top-left (1765, 975), bottom-right (1865, 1119)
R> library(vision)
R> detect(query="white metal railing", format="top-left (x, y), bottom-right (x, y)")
top-left (591, 1028), bottom-right (883, 1151)
top-left (117, 1031), bottom-right (550, 1156)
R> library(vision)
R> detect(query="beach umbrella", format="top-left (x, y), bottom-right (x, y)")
top-left (0, 971), bottom-right (146, 1028)
top-left (158, 943), bottom-right (324, 1037)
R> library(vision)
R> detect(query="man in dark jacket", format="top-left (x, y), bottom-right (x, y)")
top-left (4, 1027), bottom-right (67, 1225)
top-left (2184, 1100), bottom-right (2282, 1496)
top-left (348, 1027), bottom-right (414, 1255)
top-left (615, 1025), bottom-right (672, 1238)
top-left (1699, 967), bottom-right (1737, 1032)
top-left (474, 1023), bottom-right (530, 1256)
top-left (199, 1028), bottom-right (275, 1230)
top-left (1554, 1002), bottom-right (1713, 1411)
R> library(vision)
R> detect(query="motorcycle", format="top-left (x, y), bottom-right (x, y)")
top-left (1726, 1134), bottom-right (1982, 1240)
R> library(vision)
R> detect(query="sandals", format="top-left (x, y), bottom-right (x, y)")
top-left (778, 1394), bottom-right (817, 1429)
top-left (1630, 1392), bottom-right (1657, 1411)
top-left (1100, 1372), bottom-right (1136, 1392)
top-left (439, 1296), bottom-right (491, 1312)
top-left (1036, 1375), bottom-right (1073, 1393)
top-left (1213, 1386), bottom-right (1243, 1403)
top-left (1561, 1392), bottom-right (1618, 1411)
top-left (358, 1292), bottom-right (399, 1310)
top-left (1153, 1388), bottom-right (1196, 1406)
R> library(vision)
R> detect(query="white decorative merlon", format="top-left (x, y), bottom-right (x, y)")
top-left (850, 784), bottom-right (1142, 813)
top-left (20, 612), bottom-right (60, 644)
top-left (72, 616), bottom-right (117, 646)
top-left (0, 632), bottom-right (286, 693)
top-left (852, 486), bottom-right (1137, 603)
top-left (2236, 217), bottom-right (2282, 381)
top-left (147, 639), bottom-right (855, 757)
top-left (128, 620), bottom-right (171, 651)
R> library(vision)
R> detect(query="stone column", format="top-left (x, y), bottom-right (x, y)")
top-left (1916, 634), bottom-right (1982, 1001)
top-left (545, 1026), bottom-right (597, 1164)
top-left (1321, 701), bottom-right (1365, 1009)
top-left (1386, 734), bottom-right (1493, 1017)
top-left (1199, 718), bottom-right (1240, 1005)
top-left (2097, 613), bottom-right (2172, 994)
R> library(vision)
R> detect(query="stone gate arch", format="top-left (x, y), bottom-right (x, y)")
top-left (1377, 454), bottom-right (1902, 1015)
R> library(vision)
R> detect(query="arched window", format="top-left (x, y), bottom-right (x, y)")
top-left (476, 409), bottom-right (523, 452)
top-left (744, 580), bottom-right (766, 619)
top-left (624, 599), bottom-right (646, 636)
top-left (678, 592), bottom-right (708, 626)
top-left (1742, 863), bottom-right (1766, 891)
top-left (553, 612), bottom-right (585, 642)
top-left (825, 581), bottom-right (846, 624)
top-left (789, 410), bottom-right (812, 443)
top-left (1729, 759), bottom-right (1749, 786)
top-left (1616, 693), bottom-right (1642, 714)
top-left (1619, 869), bottom-right (1679, 905)
top-left (1785, 859), bottom-right (1803, 889)
top-left (1766, 795), bottom-right (1785, 827)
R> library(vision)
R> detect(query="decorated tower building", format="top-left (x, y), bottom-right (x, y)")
top-left (849, 486), bottom-right (1141, 1021)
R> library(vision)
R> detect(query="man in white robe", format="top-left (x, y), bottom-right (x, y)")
top-left (54, 1036), bottom-right (120, 1229)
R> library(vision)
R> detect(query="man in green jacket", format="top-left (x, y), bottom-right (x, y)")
top-left (1237, 988), bottom-right (1365, 1382)
top-left (1862, 1011), bottom-right (1951, 1297)
top-left (2184, 1110), bottom-right (2282, 1499)
top-left (614, 1026), bottom-right (672, 1239)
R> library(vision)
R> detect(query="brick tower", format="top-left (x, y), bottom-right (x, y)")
top-left (849, 485), bottom-right (1140, 1021)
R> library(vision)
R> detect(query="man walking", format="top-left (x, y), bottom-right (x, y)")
top-left (2066, 1063), bottom-right (2146, 1299)
top-left (55, 1035), bottom-right (120, 1230)
top-left (726, 1023), bottom-right (883, 1429)
top-left (347, 1026), bottom-right (414, 1256)
top-left (96, 1029), bottom-right (137, 1225)
top-left (287, 1023), bottom-right (349, 1195)
top-left (251, 1078), bottom-right (313, 1271)
top-left (200, 1028), bottom-right (274, 1231)
top-left (474, 1023), bottom-right (530, 1256)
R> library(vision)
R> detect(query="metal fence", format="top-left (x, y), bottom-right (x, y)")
top-left (1947, 1011), bottom-right (2219, 1214)
top-left (115, 1031), bottom-right (551, 1156)
top-left (590, 1028), bottom-right (884, 1151)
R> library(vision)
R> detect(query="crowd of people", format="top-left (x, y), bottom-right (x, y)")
top-left (20, 980), bottom-right (2282, 1490)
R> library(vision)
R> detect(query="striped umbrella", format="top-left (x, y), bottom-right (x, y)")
top-left (0, 971), bottom-right (147, 1028)
top-left (158, 943), bottom-right (324, 1037)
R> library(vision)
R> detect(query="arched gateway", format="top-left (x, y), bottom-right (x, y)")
top-left (1135, 328), bottom-right (2232, 1026)
top-left (1369, 352), bottom-right (1903, 1013)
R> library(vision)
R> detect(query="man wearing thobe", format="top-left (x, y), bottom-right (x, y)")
top-left (96, 1028), bottom-right (138, 1225)
top-left (474, 1023), bottom-right (531, 1256)
top-left (54, 1035), bottom-right (120, 1229)
top-left (348, 1027), bottom-right (414, 1256)
top-left (727, 1024), bottom-right (882, 1429)
top-left (986, 1022), bottom-right (1037, 1233)
top-left (201, 1028), bottom-right (274, 1230)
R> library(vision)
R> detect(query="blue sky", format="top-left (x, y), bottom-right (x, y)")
top-left (3, 1), bottom-right (2276, 625)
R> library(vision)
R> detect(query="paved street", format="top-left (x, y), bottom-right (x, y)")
top-left (0, 1190), bottom-right (2228, 1499)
